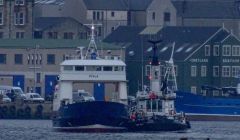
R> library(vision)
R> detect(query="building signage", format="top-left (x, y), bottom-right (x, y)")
top-left (189, 59), bottom-right (208, 63)
top-left (223, 59), bottom-right (240, 63)
top-left (89, 74), bottom-right (98, 78)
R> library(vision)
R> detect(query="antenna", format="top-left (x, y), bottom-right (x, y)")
top-left (84, 22), bottom-right (102, 59)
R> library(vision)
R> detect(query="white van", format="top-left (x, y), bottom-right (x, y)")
top-left (25, 93), bottom-right (44, 103)
top-left (73, 90), bottom-right (95, 102)
top-left (0, 86), bottom-right (26, 102)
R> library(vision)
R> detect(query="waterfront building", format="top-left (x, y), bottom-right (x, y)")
top-left (104, 26), bottom-right (240, 95)
top-left (0, 0), bottom-right (34, 39)
top-left (0, 39), bottom-right (122, 99)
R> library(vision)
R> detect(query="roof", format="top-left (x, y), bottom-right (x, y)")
top-left (61, 59), bottom-right (126, 66)
top-left (172, 0), bottom-right (240, 19)
top-left (34, 17), bottom-right (87, 31)
top-left (104, 26), bottom-right (231, 61)
top-left (0, 39), bottom-right (121, 50)
top-left (83, 0), bottom-right (153, 11)
top-left (35, 0), bottom-right (64, 5)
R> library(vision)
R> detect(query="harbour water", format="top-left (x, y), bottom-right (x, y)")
top-left (0, 120), bottom-right (239, 140)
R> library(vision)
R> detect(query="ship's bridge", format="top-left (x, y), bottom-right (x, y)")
top-left (60, 59), bottom-right (126, 82)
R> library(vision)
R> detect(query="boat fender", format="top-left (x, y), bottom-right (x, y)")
top-left (24, 106), bottom-right (31, 118)
top-left (36, 105), bottom-right (43, 113)
top-left (9, 106), bottom-right (16, 118)
top-left (2, 106), bottom-right (8, 118)
top-left (17, 108), bottom-right (24, 118)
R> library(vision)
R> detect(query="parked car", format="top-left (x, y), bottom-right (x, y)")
top-left (0, 94), bottom-right (11, 103)
top-left (0, 86), bottom-right (26, 102)
top-left (73, 90), bottom-right (95, 102)
top-left (25, 93), bottom-right (44, 103)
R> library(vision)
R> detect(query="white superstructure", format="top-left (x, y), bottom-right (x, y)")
top-left (53, 24), bottom-right (128, 111)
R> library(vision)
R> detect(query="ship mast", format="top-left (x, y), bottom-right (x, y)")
top-left (84, 23), bottom-right (101, 59)
top-left (148, 40), bottom-right (162, 94)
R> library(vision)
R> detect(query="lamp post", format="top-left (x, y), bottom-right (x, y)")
top-left (28, 44), bottom-right (41, 93)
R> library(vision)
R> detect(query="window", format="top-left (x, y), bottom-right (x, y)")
top-left (14, 54), bottom-right (23, 64)
top-left (152, 12), bottom-right (155, 20)
top-left (213, 66), bottom-right (219, 77)
top-left (201, 66), bottom-right (207, 77)
top-left (191, 86), bottom-right (197, 94)
top-left (232, 66), bottom-right (240, 77)
top-left (222, 66), bottom-right (231, 77)
top-left (205, 45), bottom-right (210, 56)
top-left (0, 12), bottom-right (3, 25)
top-left (98, 27), bottom-right (102, 36)
top-left (15, 0), bottom-right (24, 5)
top-left (47, 54), bottom-right (55, 65)
top-left (213, 45), bottom-right (219, 56)
top-left (64, 32), bottom-right (74, 39)
top-left (0, 32), bottom-right (3, 38)
top-left (75, 66), bottom-right (84, 71)
top-left (0, 0), bottom-right (3, 5)
top-left (191, 66), bottom-right (197, 77)
top-left (164, 12), bottom-right (170, 22)
top-left (97, 11), bottom-right (100, 20)
top-left (145, 65), bottom-right (151, 76)
top-left (16, 32), bottom-right (24, 38)
top-left (222, 45), bottom-right (231, 56)
top-left (111, 11), bottom-right (115, 17)
top-left (64, 66), bottom-right (73, 71)
top-left (103, 66), bottom-right (112, 71)
top-left (48, 32), bottom-right (58, 39)
top-left (0, 54), bottom-right (6, 64)
top-left (93, 11), bottom-right (96, 20)
top-left (15, 12), bottom-right (24, 25)
top-left (232, 45), bottom-right (240, 56)
top-left (36, 73), bottom-right (41, 83)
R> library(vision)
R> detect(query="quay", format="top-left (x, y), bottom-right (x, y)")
top-left (0, 101), bottom-right (52, 119)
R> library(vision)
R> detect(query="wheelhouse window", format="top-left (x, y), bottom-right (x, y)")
top-left (191, 66), bottom-right (197, 77)
top-left (232, 45), bottom-right (240, 56)
top-left (103, 66), bottom-right (112, 71)
top-left (75, 66), bottom-right (85, 71)
top-left (213, 45), bottom-right (219, 56)
top-left (222, 66), bottom-right (231, 77)
top-left (64, 66), bottom-right (73, 71)
top-left (213, 66), bottom-right (219, 77)
top-left (86, 66), bottom-right (101, 71)
top-left (14, 54), bottom-right (23, 64)
top-left (114, 66), bottom-right (123, 71)
top-left (205, 45), bottom-right (210, 56)
top-left (0, 54), bottom-right (6, 64)
top-left (15, 12), bottom-right (24, 25)
top-left (222, 45), bottom-right (231, 56)
top-left (111, 11), bottom-right (115, 17)
top-left (47, 54), bottom-right (55, 65)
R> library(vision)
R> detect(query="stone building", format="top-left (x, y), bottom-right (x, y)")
top-left (0, 0), bottom-right (34, 39)
top-left (0, 39), bottom-right (122, 98)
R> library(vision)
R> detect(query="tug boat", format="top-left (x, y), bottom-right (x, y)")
top-left (127, 41), bottom-right (190, 131)
top-left (52, 24), bottom-right (129, 132)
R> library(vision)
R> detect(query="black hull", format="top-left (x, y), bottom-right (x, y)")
top-left (126, 115), bottom-right (191, 132)
top-left (53, 101), bottom-right (129, 132)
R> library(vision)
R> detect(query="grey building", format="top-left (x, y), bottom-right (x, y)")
top-left (0, 0), bottom-right (34, 39)
top-left (0, 39), bottom-right (122, 98)
top-left (104, 26), bottom-right (240, 95)
top-left (34, 17), bottom-right (90, 39)
top-left (62, 0), bottom-right (175, 38)
top-left (172, 0), bottom-right (240, 38)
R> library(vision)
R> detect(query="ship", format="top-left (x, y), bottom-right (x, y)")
top-left (126, 41), bottom-right (190, 131)
top-left (52, 24), bottom-right (129, 132)
top-left (175, 85), bottom-right (240, 121)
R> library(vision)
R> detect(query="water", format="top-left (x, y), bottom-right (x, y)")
top-left (0, 120), bottom-right (239, 140)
